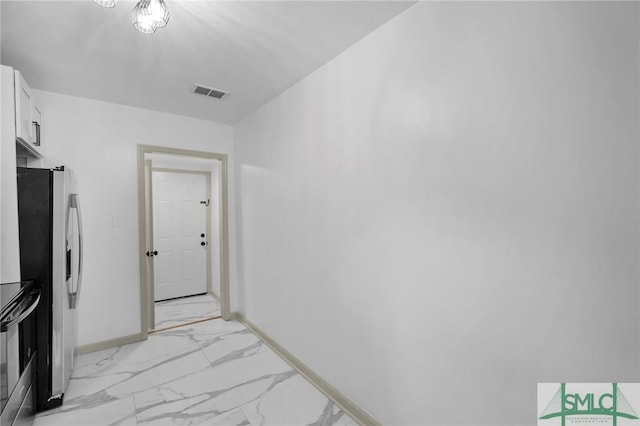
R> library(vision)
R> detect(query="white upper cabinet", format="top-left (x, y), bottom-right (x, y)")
top-left (14, 70), bottom-right (43, 158)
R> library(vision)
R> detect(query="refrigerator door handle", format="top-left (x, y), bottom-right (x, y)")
top-left (69, 193), bottom-right (83, 309)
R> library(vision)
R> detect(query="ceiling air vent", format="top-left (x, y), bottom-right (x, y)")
top-left (193, 84), bottom-right (229, 100)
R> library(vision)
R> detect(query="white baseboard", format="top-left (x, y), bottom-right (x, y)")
top-left (232, 312), bottom-right (381, 426)
top-left (76, 332), bottom-right (145, 355)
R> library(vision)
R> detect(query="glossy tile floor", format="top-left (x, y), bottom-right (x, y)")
top-left (34, 318), bottom-right (357, 426)
top-left (154, 293), bottom-right (221, 330)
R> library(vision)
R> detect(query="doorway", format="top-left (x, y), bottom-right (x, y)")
top-left (137, 145), bottom-right (231, 337)
top-left (151, 168), bottom-right (220, 330)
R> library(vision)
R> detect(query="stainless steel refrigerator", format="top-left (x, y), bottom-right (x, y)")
top-left (16, 166), bottom-right (83, 411)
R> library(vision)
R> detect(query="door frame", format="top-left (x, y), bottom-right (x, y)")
top-left (150, 168), bottom-right (212, 306)
top-left (137, 144), bottom-right (231, 340)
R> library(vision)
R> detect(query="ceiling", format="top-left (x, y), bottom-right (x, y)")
top-left (1, 1), bottom-right (415, 124)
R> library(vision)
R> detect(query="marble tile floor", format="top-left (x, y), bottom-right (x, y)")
top-left (154, 293), bottom-right (221, 330)
top-left (34, 318), bottom-right (357, 426)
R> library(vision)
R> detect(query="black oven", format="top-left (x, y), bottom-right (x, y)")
top-left (0, 280), bottom-right (39, 426)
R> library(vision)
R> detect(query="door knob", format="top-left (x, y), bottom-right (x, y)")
top-left (201, 233), bottom-right (205, 238)
top-left (200, 241), bottom-right (206, 246)
top-left (153, 251), bottom-right (158, 256)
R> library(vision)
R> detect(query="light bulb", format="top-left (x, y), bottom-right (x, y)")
top-left (132, 0), bottom-right (169, 34)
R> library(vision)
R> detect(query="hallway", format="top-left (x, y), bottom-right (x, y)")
top-left (154, 293), bottom-right (221, 330)
top-left (34, 319), bottom-right (356, 426)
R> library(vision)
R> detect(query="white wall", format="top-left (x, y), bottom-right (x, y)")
top-left (33, 90), bottom-right (234, 347)
top-left (0, 66), bottom-right (21, 283)
top-left (234, 2), bottom-right (640, 425)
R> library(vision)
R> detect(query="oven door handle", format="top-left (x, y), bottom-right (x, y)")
top-left (0, 289), bottom-right (41, 332)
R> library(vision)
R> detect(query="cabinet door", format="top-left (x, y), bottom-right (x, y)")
top-left (15, 70), bottom-right (36, 145)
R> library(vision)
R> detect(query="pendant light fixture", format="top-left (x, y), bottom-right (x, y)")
top-left (94, 0), bottom-right (117, 8)
top-left (94, 0), bottom-right (170, 35)
top-left (132, 0), bottom-right (170, 34)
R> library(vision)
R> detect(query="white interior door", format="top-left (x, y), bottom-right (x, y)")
top-left (152, 171), bottom-right (208, 301)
